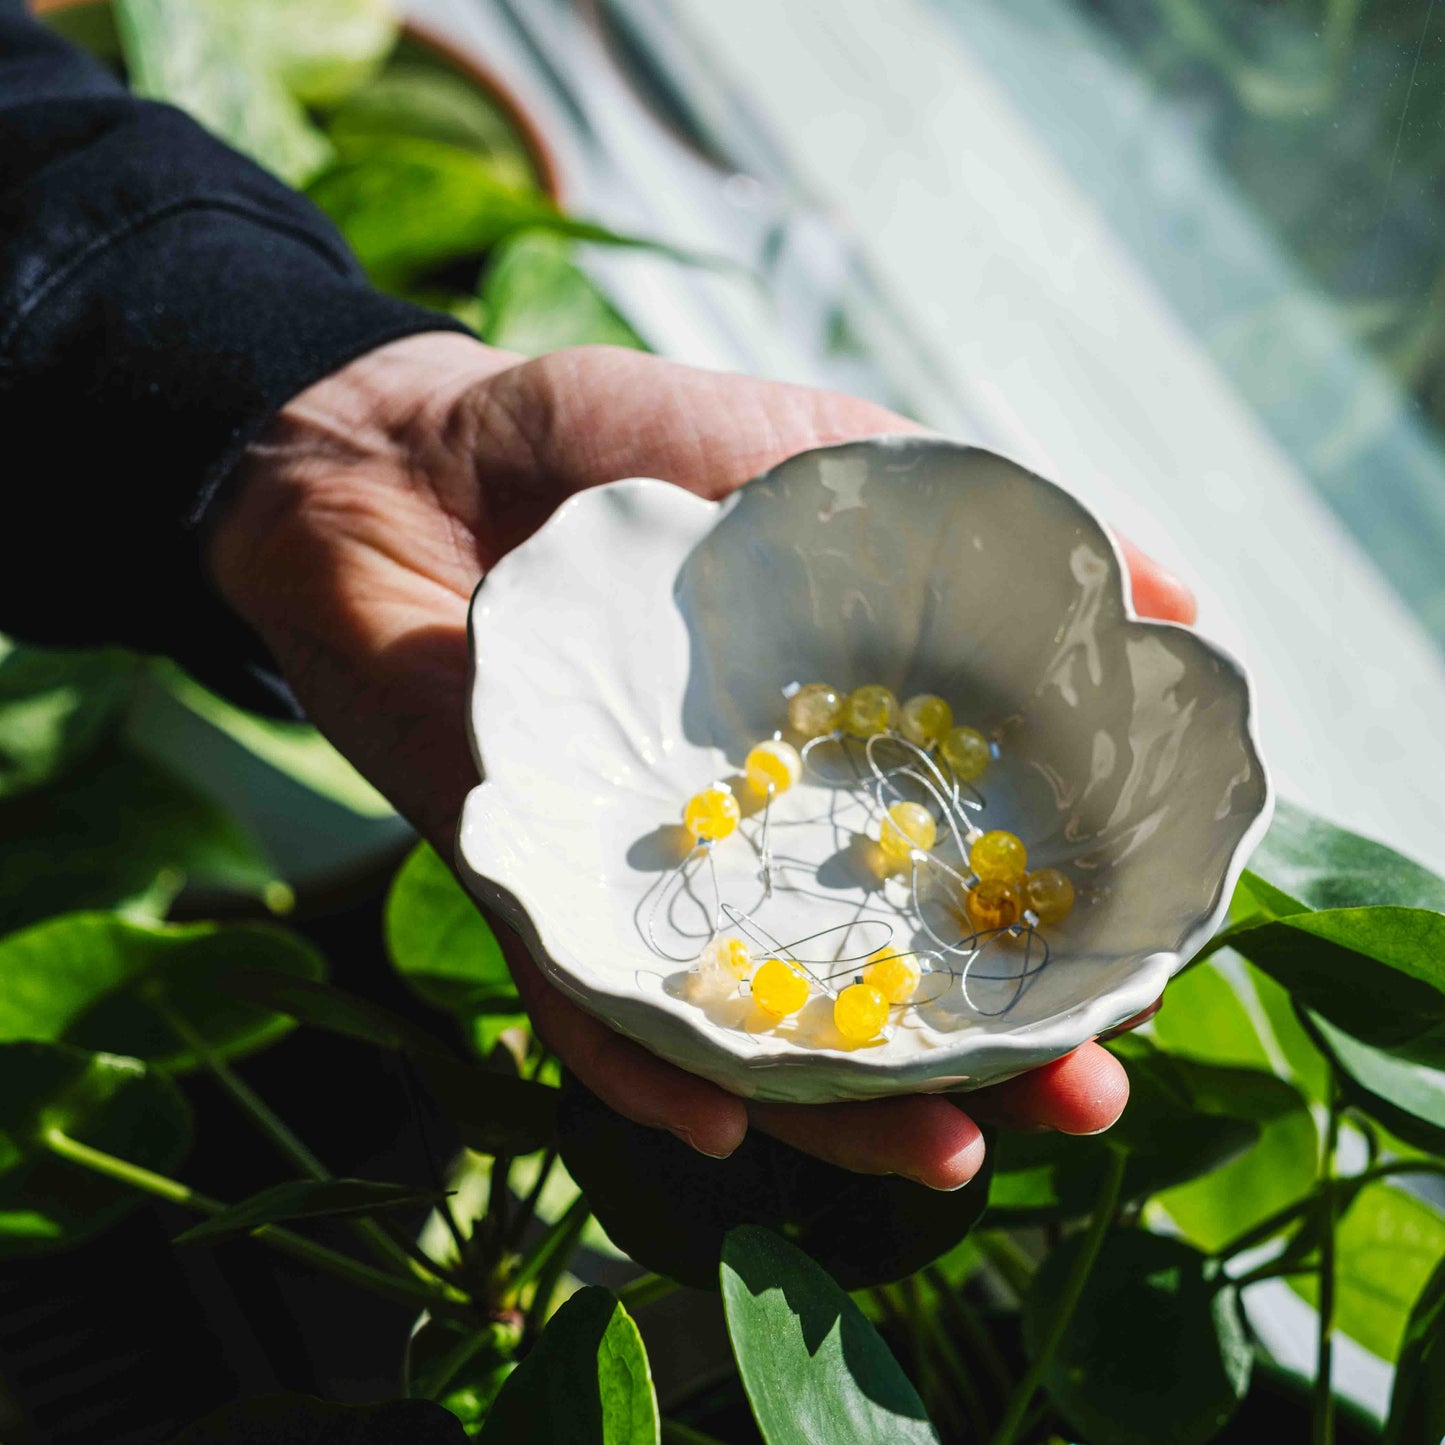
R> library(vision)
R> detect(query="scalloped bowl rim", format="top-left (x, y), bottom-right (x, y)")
top-left (455, 436), bottom-right (1274, 1099)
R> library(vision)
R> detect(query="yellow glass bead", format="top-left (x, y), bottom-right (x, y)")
top-left (940, 726), bottom-right (991, 783)
top-left (970, 829), bottom-right (1027, 883)
top-left (840, 684), bottom-right (898, 739)
top-left (1025, 868), bottom-right (1075, 925)
top-left (964, 878), bottom-right (1024, 933)
top-left (752, 958), bottom-right (810, 1017)
top-left (862, 949), bottom-right (922, 1005)
top-left (834, 982), bottom-right (889, 1042)
top-left (899, 694), bottom-right (954, 749)
top-left (787, 682), bottom-right (843, 738)
top-left (699, 936), bottom-right (754, 982)
top-left (745, 739), bottom-right (802, 795)
top-left (878, 801), bottom-right (936, 867)
top-left (683, 784), bottom-right (740, 841)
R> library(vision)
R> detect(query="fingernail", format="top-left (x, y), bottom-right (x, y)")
top-left (903, 1172), bottom-right (974, 1192)
top-left (668, 1124), bottom-right (735, 1159)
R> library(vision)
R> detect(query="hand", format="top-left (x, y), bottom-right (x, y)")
top-left (210, 334), bottom-right (1194, 1190)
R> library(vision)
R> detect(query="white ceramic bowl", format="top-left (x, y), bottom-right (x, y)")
top-left (456, 438), bottom-right (1271, 1103)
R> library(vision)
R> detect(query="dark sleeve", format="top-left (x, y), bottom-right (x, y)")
top-left (0, 0), bottom-right (468, 710)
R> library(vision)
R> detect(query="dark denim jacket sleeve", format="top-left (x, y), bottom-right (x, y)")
top-left (0, 0), bottom-right (467, 709)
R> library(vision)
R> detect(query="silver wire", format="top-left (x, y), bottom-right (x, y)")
top-left (641, 838), bottom-right (724, 964)
top-left (756, 782), bottom-right (775, 898)
top-left (864, 732), bottom-right (977, 862)
top-left (719, 902), bottom-right (893, 997)
top-left (647, 725), bottom-right (1052, 1021)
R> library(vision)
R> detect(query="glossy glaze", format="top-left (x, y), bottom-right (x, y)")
top-left (456, 437), bottom-right (1271, 1102)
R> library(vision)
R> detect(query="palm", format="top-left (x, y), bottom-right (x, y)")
top-left (214, 336), bottom-right (1194, 1187)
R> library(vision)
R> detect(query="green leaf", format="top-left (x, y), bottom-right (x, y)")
top-left (559, 1074), bottom-right (991, 1290)
top-left (385, 843), bottom-right (517, 1019)
top-left (1144, 963), bottom-right (1320, 1251)
top-left (308, 135), bottom-right (687, 289)
top-left (325, 59), bottom-right (536, 188)
top-left (115, 0), bottom-right (332, 186)
top-left (1243, 959), bottom-right (1333, 1101)
top-left (0, 743), bottom-right (280, 934)
top-left (153, 662), bottom-right (392, 817)
top-left (0, 914), bottom-right (324, 1071)
top-left (480, 232), bottom-right (647, 356)
top-left (1154, 1108), bottom-right (1319, 1255)
top-left (169, 1393), bottom-right (468, 1444)
top-left (1290, 1181), bottom-right (1445, 1361)
top-left (1382, 1251), bottom-right (1445, 1445)
top-left (721, 1226), bottom-right (939, 1445)
top-left (236, 0), bottom-right (397, 108)
top-left (1231, 869), bottom-right (1309, 921)
top-left (1023, 1230), bottom-right (1251, 1445)
top-left (0, 1041), bottom-right (192, 1258)
top-left (476, 1287), bottom-right (658, 1445)
top-left (412, 1052), bottom-right (557, 1157)
top-left (175, 1178), bottom-right (441, 1246)
top-left (1148, 956), bottom-right (1276, 1069)
top-left (210, 968), bottom-right (551, 1154)
top-left (0, 639), bottom-right (139, 800)
top-left (404, 1316), bottom-right (518, 1415)
top-left (426, 1148), bottom-right (621, 1271)
top-left (1227, 907), bottom-right (1445, 1061)
top-left (216, 968), bottom-right (459, 1060)
top-left (1250, 798), bottom-right (1445, 913)
top-left (1306, 1010), bottom-right (1445, 1152)
top-left (988, 1041), bottom-right (1269, 1223)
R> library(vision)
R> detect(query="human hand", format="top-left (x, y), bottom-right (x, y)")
top-left (209, 333), bottom-right (1194, 1190)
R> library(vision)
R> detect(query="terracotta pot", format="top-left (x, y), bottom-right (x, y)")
top-left (31, 0), bottom-right (565, 203)
top-left (402, 15), bottom-right (564, 204)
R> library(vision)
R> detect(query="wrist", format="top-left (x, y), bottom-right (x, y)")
top-left (206, 331), bottom-right (513, 635)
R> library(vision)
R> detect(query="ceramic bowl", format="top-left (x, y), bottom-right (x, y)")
top-left (456, 437), bottom-right (1271, 1103)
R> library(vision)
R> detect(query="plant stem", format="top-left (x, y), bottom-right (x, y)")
top-left (1232, 1260), bottom-right (1319, 1290)
top-left (909, 1279), bottom-right (991, 1442)
top-left (505, 1146), bottom-right (558, 1253)
top-left (153, 999), bottom-right (329, 1176)
top-left (924, 1266), bottom-right (1013, 1400)
top-left (152, 995), bottom-right (444, 1285)
top-left (520, 1194), bottom-right (591, 1334)
top-left (988, 1146), bottom-right (1126, 1445)
top-left (616, 1272), bottom-right (678, 1312)
top-left (886, 1281), bottom-right (946, 1437)
top-left (397, 1052), bottom-right (470, 1264)
top-left (873, 1284), bottom-right (967, 1441)
top-left (972, 1229), bottom-right (1037, 1301)
top-left (1313, 1080), bottom-right (1342, 1445)
top-left (511, 1193), bottom-right (589, 1295)
top-left (1218, 1157), bottom-right (1445, 1261)
top-left (491, 1153), bottom-right (513, 1241)
top-left (660, 1423), bottom-right (729, 1445)
top-left (41, 1128), bottom-right (472, 1318)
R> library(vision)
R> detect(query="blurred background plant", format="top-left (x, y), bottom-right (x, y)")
top-left (4, 2), bottom-right (1445, 1444)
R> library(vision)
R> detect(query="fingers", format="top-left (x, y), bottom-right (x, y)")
top-left (1115, 535), bottom-right (1197, 624)
top-left (963, 1043), bottom-right (1130, 1135)
top-left (749, 1094), bottom-right (987, 1192)
top-left (747, 1040), bottom-right (1134, 1184)
top-left (501, 927), bottom-right (748, 1160)
top-left (466, 345), bottom-right (920, 527)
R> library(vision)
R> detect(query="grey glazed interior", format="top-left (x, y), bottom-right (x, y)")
top-left (675, 441), bottom-right (1267, 1028)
